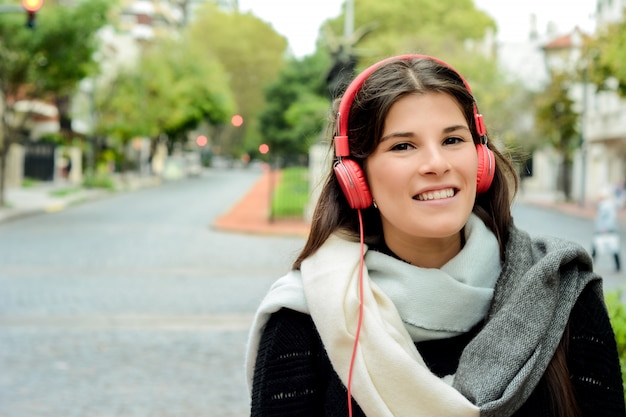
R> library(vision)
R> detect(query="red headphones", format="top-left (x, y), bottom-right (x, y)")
top-left (333, 54), bottom-right (496, 209)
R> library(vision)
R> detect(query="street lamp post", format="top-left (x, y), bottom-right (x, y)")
top-left (578, 67), bottom-right (589, 207)
top-left (0, 0), bottom-right (43, 28)
top-left (21, 0), bottom-right (44, 28)
top-left (571, 31), bottom-right (594, 208)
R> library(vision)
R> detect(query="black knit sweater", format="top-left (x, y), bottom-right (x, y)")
top-left (250, 285), bottom-right (625, 416)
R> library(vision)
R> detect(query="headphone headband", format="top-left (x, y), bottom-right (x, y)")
top-left (334, 54), bottom-right (487, 158)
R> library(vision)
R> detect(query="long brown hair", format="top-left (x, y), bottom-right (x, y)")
top-left (546, 324), bottom-right (582, 417)
top-left (292, 55), bottom-right (579, 415)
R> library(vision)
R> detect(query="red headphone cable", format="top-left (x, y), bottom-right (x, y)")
top-left (347, 208), bottom-right (365, 417)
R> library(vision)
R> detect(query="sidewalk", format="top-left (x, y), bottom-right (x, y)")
top-left (515, 190), bottom-right (626, 227)
top-left (0, 174), bottom-right (162, 224)
top-left (212, 169), bottom-right (311, 237)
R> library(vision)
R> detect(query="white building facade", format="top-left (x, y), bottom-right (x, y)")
top-left (581, 0), bottom-right (626, 203)
top-left (496, 1), bottom-right (626, 204)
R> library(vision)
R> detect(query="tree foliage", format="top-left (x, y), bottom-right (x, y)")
top-left (321, 0), bottom-right (496, 62)
top-left (186, 3), bottom-right (288, 156)
top-left (0, 0), bottom-right (111, 97)
top-left (0, 0), bottom-right (112, 205)
top-left (534, 72), bottom-right (579, 199)
top-left (586, 19), bottom-right (626, 97)
top-left (258, 52), bottom-right (331, 161)
top-left (535, 73), bottom-right (579, 157)
top-left (96, 37), bottom-right (235, 149)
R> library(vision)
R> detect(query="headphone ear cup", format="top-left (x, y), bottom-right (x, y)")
top-left (333, 158), bottom-right (373, 209)
top-left (476, 144), bottom-right (495, 194)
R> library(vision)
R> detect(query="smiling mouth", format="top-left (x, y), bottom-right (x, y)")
top-left (414, 188), bottom-right (456, 201)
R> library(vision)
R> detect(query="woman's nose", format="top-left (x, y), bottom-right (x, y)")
top-left (418, 145), bottom-right (450, 175)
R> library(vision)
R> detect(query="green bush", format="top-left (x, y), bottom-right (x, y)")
top-left (50, 187), bottom-right (81, 197)
top-left (605, 290), bottom-right (626, 400)
top-left (271, 167), bottom-right (309, 219)
top-left (21, 177), bottom-right (38, 188)
top-left (39, 133), bottom-right (65, 145)
top-left (82, 173), bottom-right (115, 190)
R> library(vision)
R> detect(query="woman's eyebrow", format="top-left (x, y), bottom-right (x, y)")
top-left (381, 125), bottom-right (470, 142)
top-left (443, 125), bottom-right (471, 134)
top-left (379, 131), bottom-right (415, 143)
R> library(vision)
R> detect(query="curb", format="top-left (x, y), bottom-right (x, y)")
top-left (212, 216), bottom-right (310, 237)
top-left (0, 191), bottom-right (109, 225)
top-left (0, 177), bottom-right (160, 225)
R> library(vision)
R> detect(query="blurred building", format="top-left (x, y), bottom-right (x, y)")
top-left (582, 0), bottom-right (626, 202)
top-left (493, 15), bottom-right (567, 200)
top-left (495, 1), bottom-right (626, 204)
top-left (536, 0), bottom-right (626, 204)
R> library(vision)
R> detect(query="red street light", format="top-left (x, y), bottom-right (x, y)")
top-left (22, 0), bottom-right (43, 12)
top-left (196, 135), bottom-right (208, 147)
top-left (231, 114), bottom-right (243, 127)
top-left (22, 0), bottom-right (43, 28)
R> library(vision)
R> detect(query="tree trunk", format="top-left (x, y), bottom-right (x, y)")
top-left (0, 138), bottom-right (8, 208)
top-left (561, 157), bottom-right (573, 201)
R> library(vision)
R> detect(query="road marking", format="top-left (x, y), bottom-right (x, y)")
top-left (44, 203), bottom-right (66, 212)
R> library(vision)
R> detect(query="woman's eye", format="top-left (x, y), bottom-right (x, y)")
top-left (390, 143), bottom-right (413, 151)
top-left (443, 136), bottom-right (465, 145)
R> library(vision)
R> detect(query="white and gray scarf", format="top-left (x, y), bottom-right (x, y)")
top-left (246, 214), bottom-right (501, 417)
top-left (247, 216), bottom-right (599, 416)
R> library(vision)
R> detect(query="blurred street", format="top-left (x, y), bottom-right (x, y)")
top-left (0, 167), bottom-right (306, 417)
top-left (0, 167), bottom-right (625, 417)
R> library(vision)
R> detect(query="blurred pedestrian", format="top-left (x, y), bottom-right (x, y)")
top-left (592, 186), bottom-right (622, 272)
top-left (246, 55), bottom-right (625, 417)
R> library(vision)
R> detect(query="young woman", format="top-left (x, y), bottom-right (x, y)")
top-left (246, 54), bottom-right (625, 417)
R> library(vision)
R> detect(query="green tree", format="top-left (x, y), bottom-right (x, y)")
top-left (0, 0), bottom-right (111, 206)
top-left (586, 19), bottom-right (626, 97)
top-left (321, 0), bottom-right (495, 62)
top-left (535, 72), bottom-right (579, 200)
top-left (186, 3), bottom-right (288, 157)
top-left (96, 37), bottom-right (235, 166)
top-left (257, 52), bottom-right (330, 163)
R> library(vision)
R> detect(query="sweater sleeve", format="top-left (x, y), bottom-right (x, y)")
top-left (250, 308), bottom-right (324, 416)
top-left (250, 308), bottom-right (366, 417)
top-left (568, 285), bottom-right (625, 416)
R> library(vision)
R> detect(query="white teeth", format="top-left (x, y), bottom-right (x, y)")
top-left (416, 188), bottom-right (454, 201)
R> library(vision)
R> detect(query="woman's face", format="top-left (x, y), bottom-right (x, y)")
top-left (365, 92), bottom-right (478, 266)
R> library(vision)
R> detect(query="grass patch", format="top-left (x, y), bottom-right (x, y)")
top-left (272, 167), bottom-right (309, 219)
top-left (50, 187), bottom-right (82, 197)
top-left (21, 178), bottom-right (38, 188)
top-left (82, 174), bottom-right (116, 190)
